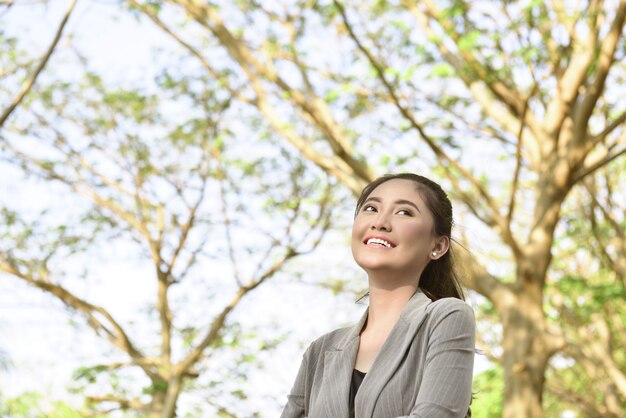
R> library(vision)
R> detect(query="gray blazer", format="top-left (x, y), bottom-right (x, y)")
top-left (281, 290), bottom-right (475, 418)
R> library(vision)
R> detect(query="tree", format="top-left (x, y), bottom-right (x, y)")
top-left (472, 161), bottom-right (626, 418)
top-left (122, 1), bottom-right (626, 416)
top-left (3, 0), bottom-right (625, 415)
top-left (0, 57), bottom-right (334, 417)
top-left (545, 161), bottom-right (626, 417)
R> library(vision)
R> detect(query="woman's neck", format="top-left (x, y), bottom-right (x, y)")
top-left (364, 284), bottom-right (417, 333)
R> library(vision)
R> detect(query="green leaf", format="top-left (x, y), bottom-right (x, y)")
top-left (431, 63), bottom-right (455, 78)
top-left (458, 31), bottom-right (480, 51)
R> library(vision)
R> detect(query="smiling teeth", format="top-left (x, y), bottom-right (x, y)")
top-left (367, 238), bottom-right (393, 248)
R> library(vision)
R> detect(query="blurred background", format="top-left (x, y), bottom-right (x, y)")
top-left (0, 0), bottom-right (624, 417)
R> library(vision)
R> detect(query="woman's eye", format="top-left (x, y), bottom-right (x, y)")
top-left (397, 209), bottom-right (412, 216)
top-left (363, 205), bottom-right (376, 212)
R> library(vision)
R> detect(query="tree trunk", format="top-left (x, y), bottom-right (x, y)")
top-left (162, 377), bottom-right (183, 418)
top-left (147, 395), bottom-right (164, 418)
top-left (496, 162), bottom-right (569, 417)
top-left (146, 376), bottom-right (182, 418)
top-left (500, 280), bottom-right (562, 418)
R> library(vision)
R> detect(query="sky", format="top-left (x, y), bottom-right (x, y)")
top-left (0, 0), bottom-right (492, 415)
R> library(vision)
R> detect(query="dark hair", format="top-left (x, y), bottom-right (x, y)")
top-left (354, 173), bottom-right (465, 301)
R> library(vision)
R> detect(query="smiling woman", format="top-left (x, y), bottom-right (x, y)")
top-left (281, 173), bottom-right (475, 418)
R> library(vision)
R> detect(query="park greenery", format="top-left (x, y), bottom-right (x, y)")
top-left (1, 0), bottom-right (625, 417)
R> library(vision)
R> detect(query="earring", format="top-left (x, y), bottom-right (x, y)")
top-left (432, 252), bottom-right (437, 256)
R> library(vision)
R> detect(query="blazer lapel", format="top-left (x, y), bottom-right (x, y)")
top-left (356, 290), bottom-right (432, 417)
top-left (318, 308), bottom-right (369, 418)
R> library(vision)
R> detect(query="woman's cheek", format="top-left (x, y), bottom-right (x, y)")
top-left (405, 220), bottom-right (429, 237)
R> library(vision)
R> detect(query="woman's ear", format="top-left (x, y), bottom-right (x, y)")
top-left (430, 236), bottom-right (450, 260)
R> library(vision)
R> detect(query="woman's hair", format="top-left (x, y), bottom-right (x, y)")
top-left (354, 173), bottom-right (465, 301)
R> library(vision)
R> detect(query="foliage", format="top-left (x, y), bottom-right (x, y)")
top-left (545, 162), bottom-right (626, 417)
top-left (1, 0), bottom-right (626, 416)
top-left (471, 366), bottom-right (503, 418)
top-left (1, 16), bottom-right (335, 415)
top-left (0, 391), bottom-right (89, 418)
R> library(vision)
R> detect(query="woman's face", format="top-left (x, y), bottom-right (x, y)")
top-left (351, 179), bottom-right (442, 281)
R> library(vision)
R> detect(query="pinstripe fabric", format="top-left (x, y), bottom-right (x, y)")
top-left (281, 290), bottom-right (475, 418)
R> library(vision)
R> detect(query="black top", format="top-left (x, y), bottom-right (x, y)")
top-left (349, 369), bottom-right (366, 418)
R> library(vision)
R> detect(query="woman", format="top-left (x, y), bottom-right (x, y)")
top-left (281, 173), bottom-right (475, 418)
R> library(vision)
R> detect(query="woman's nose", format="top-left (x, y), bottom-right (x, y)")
top-left (371, 212), bottom-right (391, 231)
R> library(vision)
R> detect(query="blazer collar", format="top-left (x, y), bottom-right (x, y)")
top-left (319, 289), bottom-right (432, 418)
top-left (356, 289), bottom-right (432, 416)
top-left (318, 304), bottom-right (368, 417)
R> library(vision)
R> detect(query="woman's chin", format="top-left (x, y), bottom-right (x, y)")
top-left (356, 258), bottom-right (395, 272)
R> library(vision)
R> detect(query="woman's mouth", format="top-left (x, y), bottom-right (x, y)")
top-left (364, 237), bottom-right (397, 248)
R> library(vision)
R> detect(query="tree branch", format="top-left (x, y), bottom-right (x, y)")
top-left (584, 176), bottom-right (626, 283)
top-left (212, 146), bottom-right (243, 286)
top-left (164, 180), bottom-right (205, 280)
top-left (586, 186), bottom-right (618, 273)
top-left (132, 0), bottom-right (371, 193)
top-left (174, 281), bottom-right (252, 376)
top-left (4, 141), bottom-right (152, 237)
top-left (574, 143), bottom-right (626, 183)
top-left (175, 178), bottom-right (331, 377)
top-left (545, 383), bottom-right (608, 418)
top-left (551, 0), bottom-right (578, 42)
top-left (544, 0), bottom-right (602, 135)
top-left (581, 315), bottom-right (626, 400)
top-left (169, 0), bottom-right (373, 183)
top-left (406, 0), bottom-right (563, 171)
top-left (452, 241), bottom-right (511, 302)
top-left (536, 2), bottom-right (565, 77)
top-left (0, 259), bottom-right (155, 378)
top-left (591, 108), bottom-right (626, 145)
top-left (507, 87), bottom-right (535, 228)
top-left (86, 395), bottom-right (146, 411)
top-left (406, 0), bottom-right (528, 117)
top-left (335, 0), bottom-right (522, 257)
top-left (574, 0), bottom-right (626, 142)
top-left (0, 0), bottom-right (77, 128)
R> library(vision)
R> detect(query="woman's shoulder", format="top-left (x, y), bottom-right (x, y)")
top-left (425, 296), bottom-right (475, 322)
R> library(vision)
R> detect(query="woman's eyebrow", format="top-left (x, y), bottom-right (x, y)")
top-left (363, 197), bottom-right (421, 213)
top-left (363, 197), bottom-right (381, 205)
top-left (395, 199), bottom-right (421, 213)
